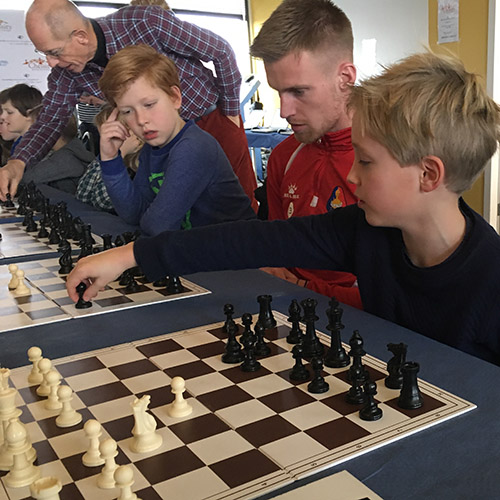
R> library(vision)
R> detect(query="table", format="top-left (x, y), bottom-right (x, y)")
top-left (1, 191), bottom-right (498, 499)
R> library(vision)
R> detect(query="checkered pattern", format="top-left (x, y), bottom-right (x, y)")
top-left (0, 259), bottom-right (210, 333)
top-left (0, 203), bottom-right (22, 221)
top-left (2, 312), bottom-right (475, 500)
top-left (0, 223), bottom-right (61, 260)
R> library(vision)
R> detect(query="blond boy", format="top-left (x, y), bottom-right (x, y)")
top-left (67, 52), bottom-right (500, 365)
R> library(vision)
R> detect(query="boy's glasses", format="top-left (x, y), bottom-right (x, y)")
top-left (34, 31), bottom-right (76, 60)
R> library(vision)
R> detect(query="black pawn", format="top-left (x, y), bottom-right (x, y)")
top-left (48, 226), bottom-right (61, 245)
top-left (25, 210), bottom-right (38, 232)
top-left (37, 219), bottom-right (49, 239)
top-left (398, 362), bottom-right (424, 410)
top-left (101, 233), bottom-right (113, 251)
top-left (222, 319), bottom-right (244, 364)
top-left (345, 364), bottom-right (366, 405)
top-left (289, 344), bottom-right (310, 381)
top-left (240, 331), bottom-right (261, 372)
top-left (153, 277), bottom-right (168, 287)
top-left (125, 275), bottom-right (140, 293)
top-left (240, 313), bottom-right (254, 345)
top-left (307, 356), bottom-right (329, 394)
top-left (4, 193), bottom-right (14, 208)
top-left (300, 298), bottom-right (324, 359)
top-left (359, 380), bottom-right (383, 421)
top-left (75, 282), bottom-right (92, 309)
top-left (385, 342), bottom-right (408, 389)
top-left (254, 321), bottom-right (271, 357)
top-left (222, 303), bottom-right (236, 334)
top-left (119, 268), bottom-right (133, 286)
top-left (324, 298), bottom-right (349, 368)
top-left (166, 276), bottom-right (184, 294)
top-left (257, 294), bottom-right (277, 329)
top-left (286, 299), bottom-right (303, 344)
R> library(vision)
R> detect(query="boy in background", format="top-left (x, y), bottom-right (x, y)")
top-left (97, 45), bottom-right (255, 236)
top-left (67, 52), bottom-right (500, 365)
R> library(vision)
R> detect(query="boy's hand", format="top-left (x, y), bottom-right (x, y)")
top-left (99, 108), bottom-right (130, 161)
top-left (0, 160), bottom-right (26, 201)
top-left (66, 243), bottom-right (137, 302)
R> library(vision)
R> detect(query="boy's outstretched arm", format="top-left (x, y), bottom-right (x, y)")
top-left (66, 243), bottom-right (137, 302)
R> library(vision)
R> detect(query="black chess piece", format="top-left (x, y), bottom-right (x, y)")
top-left (124, 274), bottom-right (140, 293)
top-left (240, 313), bottom-right (254, 345)
top-left (347, 330), bottom-right (369, 383)
top-left (345, 364), bottom-right (366, 405)
top-left (385, 342), bottom-right (408, 389)
top-left (286, 299), bottom-right (303, 344)
top-left (254, 321), bottom-right (271, 357)
top-left (101, 233), bottom-right (113, 252)
top-left (307, 356), bottom-right (329, 394)
top-left (359, 380), bottom-right (383, 421)
top-left (300, 298), bottom-right (324, 359)
top-left (324, 298), bottom-right (350, 368)
top-left (398, 362), bottom-right (424, 410)
top-left (4, 193), bottom-right (14, 208)
top-left (289, 344), bottom-right (310, 381)
top-left (257, 294), bottom-right (277, 329)
top-left (152, 277), bottom-right (168, 287)
top-left (222, 319), bottom-right (244, 364)
top-left (222, 303), bottom-right (236, 333)
top-left (37, 218), bottom-right (49, 239)
top-left (58, 241), bottom-right (73, 275)
top-left (75, 282), bottom-right (92, 309)
top-left (166, 276), bottom-right (184, 294)
top-left (119, 268), bottom-right (132, 286)
top-left (48, 226), bottom-right (61, 245)
top-left (240, 330), bottom-right (261, 372)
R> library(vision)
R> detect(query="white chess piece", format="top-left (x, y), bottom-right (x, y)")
top-left (44, 370), bottom-right (62, 411)
top-left (82, 419), bottom-right (104, 467)
top-left (13, 269), bottom-right (31, 297)
top-left (114, 465), bottom-right (140, 500)
top-left (36, 358), bottom-right (52, 397)
top-left (55, 385), bottom-right (82, 428)
top-left (27, 346), bottom-right (44, 385)
top-left (167, 376), bottom-right (192, 418)
top-left (97, 437), bottom-right (118, 489)
top-left (3, 418), bottom-right (40, 488)
top-left (7, 264), bottom-right (18, 290)
top-left (30, 476), bottom-right (63, 500)
top-left (130, 395), bottom-right (162, 453)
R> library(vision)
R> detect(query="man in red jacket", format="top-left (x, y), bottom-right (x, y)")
top-left (250, 0), bottom-right (361, 308)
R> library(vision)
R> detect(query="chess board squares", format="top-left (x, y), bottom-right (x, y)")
top-left (136, 338), bottom-right (184, 358)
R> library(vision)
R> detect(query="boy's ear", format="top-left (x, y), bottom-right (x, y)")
top-left (419, 155), bottom-right (445, 192)
top-left (170, 86), bottom-right (182, 109)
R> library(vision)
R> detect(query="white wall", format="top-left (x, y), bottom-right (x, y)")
top-left (332, 0), bottom-right (428, 79)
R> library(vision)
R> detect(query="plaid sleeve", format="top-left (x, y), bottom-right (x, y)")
top-left (11, 70), bottom-right (80, 167)
top-left (152, 9), bottom-right (241, 116)
top-left (76, 159), bottom-right (115, 213)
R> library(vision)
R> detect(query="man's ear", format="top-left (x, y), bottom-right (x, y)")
top-left (73, 29), bottom-right (89, 45)
top-left (420, 155), bottom-right (445, 192)
top-left (338, 62), bottom-right (356, 91)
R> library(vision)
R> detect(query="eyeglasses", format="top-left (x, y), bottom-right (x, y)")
top-left (34, 31), bottom-right (76, 60)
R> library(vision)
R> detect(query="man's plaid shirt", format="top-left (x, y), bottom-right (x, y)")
top-left (14, 6), bottom-right (242, 167)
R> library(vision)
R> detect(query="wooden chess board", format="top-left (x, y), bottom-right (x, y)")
top-left (1, 311), bottom-right (476, 500)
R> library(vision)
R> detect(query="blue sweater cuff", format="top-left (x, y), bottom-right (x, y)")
top-left (100, 153), bottom-right (124, 176)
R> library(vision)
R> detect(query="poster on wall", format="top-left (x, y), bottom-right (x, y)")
top-left (0, 10), bottom-right (50, 93)
top-left (438, 0), bottom-right (459, 44)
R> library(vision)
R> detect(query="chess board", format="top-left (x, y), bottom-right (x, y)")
top-left (0, 222), bottom-right (100, 261)
top-left (1, 312), bottom-right (476, 500)
top-left (0, 260), bottom-right (210, 333)
top-left (0, 203), bottom-right (23, 221)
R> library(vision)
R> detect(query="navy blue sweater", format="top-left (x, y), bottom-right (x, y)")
top-left (135, 200), bottom-right (500, 365)
top-left (101, 121), bottom-right (255, 236)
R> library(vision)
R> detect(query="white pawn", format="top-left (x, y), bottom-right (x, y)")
top-left (3, 418), bottom-right (40, 488)
top-left (13, 269), bottom-right (31, 297)
top-left (27, 346), bottom-right (44, 385)
top-left (36, 358), bottom-right (52, 397)
top-left (167, 376), bottom-right (192, 418)
top-left (114, 465), bottom-right (141, 500)
top-left (82, 419), bottom-right (104, 467)
top-left (55, 385), bottom-right (82, 428)
top-left (7, 264), bottom-right (18, 290)
top-left (97, 438), bottom-right (118, 489)
top-left (44, 370), bottom-right (62, 411)
top-left (30, 476), bottom-right (62, 500)
top-left (130, 395), bottom-right (162, 453)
